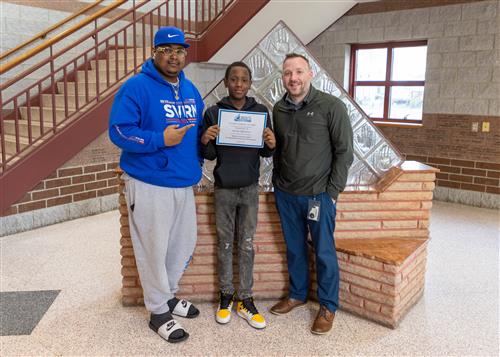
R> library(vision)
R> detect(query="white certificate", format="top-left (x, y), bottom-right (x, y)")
top-left (216, 109), bottom-right (267, 148)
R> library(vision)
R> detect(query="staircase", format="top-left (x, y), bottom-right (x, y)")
top-left (0, 0), bottom-right (270, 214)
top-left (1, 0), bottom-right (366, 215)
top-left (2, 47), bottom-right (145, 157)
top-left (1, 46), bottom-right (148, 174)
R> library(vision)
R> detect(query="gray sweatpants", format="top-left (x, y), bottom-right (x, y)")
top-left (123, 174), bottom-right (197, 315)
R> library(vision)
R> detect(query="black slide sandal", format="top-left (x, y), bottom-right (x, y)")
top-left (149, 319), bottom-right (189, 343)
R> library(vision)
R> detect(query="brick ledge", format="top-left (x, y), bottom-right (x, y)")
top-left (336, 238), bottom-right (427, 266)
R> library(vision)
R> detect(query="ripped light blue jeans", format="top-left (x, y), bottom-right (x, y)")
top-left (214, 183), bottom-right (259, 300)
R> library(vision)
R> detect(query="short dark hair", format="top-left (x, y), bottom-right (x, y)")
top-left (225, 61), bottom-right (252, 80)
top-left (283, 53), bottom-right (310, 69)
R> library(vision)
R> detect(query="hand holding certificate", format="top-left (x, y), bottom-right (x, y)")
top-left (201, 124), bottom-right (219, 145)
top-left (216, 109), bottom-right (267, 148)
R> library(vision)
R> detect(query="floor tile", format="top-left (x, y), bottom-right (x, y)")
top-left (0, 202), bottom-right (498, 355)
top-left (1, 290), bottom-right (59, 336)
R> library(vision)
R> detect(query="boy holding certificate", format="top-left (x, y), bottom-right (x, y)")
top-left (201, 62), bottom-right (276, 329)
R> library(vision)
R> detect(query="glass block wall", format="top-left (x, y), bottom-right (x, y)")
top-left (197, 21), bottom-right (404, 192)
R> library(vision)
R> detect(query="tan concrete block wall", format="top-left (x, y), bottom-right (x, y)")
top-left (307, 0), bottom-right (500, 207)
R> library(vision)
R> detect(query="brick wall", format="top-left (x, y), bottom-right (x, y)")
top-left (380, 113), bottom-right (500, 163)
top-left (119, 164), bottom-right (437, 328)
top-left (2, 161), bottom-right (119, 217)
top-left (336, 171), bottom-right (435, 239)
top-left (380, 113), bottom-right (500, 195)
top-left (408, 155), bottom-right (499, 194)
top-left (120, 192), bottom-right (288, 304)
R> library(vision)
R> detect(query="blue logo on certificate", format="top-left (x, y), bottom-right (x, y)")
top-left (216, 109), bottom-right (267, 148)
top-left (234, 113), bottom-right (252, 123)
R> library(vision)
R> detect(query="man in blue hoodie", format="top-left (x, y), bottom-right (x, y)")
top-left (109, 26), bottom-right (204, 344)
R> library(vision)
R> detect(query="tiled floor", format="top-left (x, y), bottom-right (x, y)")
top-left (1, 290), bottom-right (60, 335)
top-left (0, 201), bottom-right (498, 356)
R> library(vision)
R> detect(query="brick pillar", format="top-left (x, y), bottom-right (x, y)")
top-left (118, 174), bottom-right (143, 306)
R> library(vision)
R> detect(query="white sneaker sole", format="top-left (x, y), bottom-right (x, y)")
top-left (215, 313), bottom-right (231, 324)
top-left (215, 301), bottom-right (233, 324)
top-left (237, 310), bottom-right (266, 329)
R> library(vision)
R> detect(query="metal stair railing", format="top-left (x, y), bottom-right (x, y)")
top-left (0, 0), bottom-right (236, 173)
top-left (0, 0), bottom-right (105, 64)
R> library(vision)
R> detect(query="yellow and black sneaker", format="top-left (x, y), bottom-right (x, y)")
top-left (237, 297), bottom-right (266, 329)
top-left (215, 292), bottom-right (234, 324)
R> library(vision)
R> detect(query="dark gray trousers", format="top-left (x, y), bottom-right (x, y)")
top-left (214, 183), bottom-right (259, 300)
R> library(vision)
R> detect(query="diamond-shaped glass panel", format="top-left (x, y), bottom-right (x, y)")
top-left (259, 157), bottom-right (274, 191)
top-left (244, 48), bottom-right (277, 89)
top-left (353, 121), bottom-right (382, 157)
top-left (312, 72), bottom-right (342, 98)
top-left (212, 80), bottom-right (227, 100)
top-left (259, 23), bottom-right (300, 66)
top-left (203, 93), bottom-right (219, 110)
top-left (254, 93), bottom-right (274, 115)
top-left (347, 158), bottom-right (378, 187)
top-left (294, 47), bottom-right (321, 77)
top-left (258, 71), bottom-right (286, 105)
top-left (340, 95), bottom-right (365, 129)
top-left (347, 107), bottom-right (364, 129)
top-left (200, 21), bottom-right (404, 192)
top-left (196, 167), bottom-right (215, 191)
top-left (367, 143), bottom-right (403, 174)
top-left (351, 151), bottom-right (361, 168)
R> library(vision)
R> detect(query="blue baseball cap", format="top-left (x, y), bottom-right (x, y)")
top-left (154, 26), bottom-right (190, 48)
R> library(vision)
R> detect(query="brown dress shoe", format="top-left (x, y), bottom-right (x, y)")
top-left (311, 305), bottom-right (335, 335)
top-left (269, 297), bottom-right (306, 315)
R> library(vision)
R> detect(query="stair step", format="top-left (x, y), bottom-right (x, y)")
top-left (90, 58), bottom-right (141, 71)
top-left (0, 150), bottom-right (22, 170)
top-left (57, 82), bottom-right (98, 95)
top-left (3, 120), bottom-right (54, 137)
top-left (76, 69), bottom-right (128, 84)
top-left (57, 76), bottom-right (130, 97)
top-left (19, 106), bottom-right (75, 122)
top-left (41, 94), bottom-right (89, 109)
top-left (2, 134), bottom-right (30, 155)
top-left (107, 47), bottom-right (151, 60)
top-left (0, 151), bottom-right (14, 165)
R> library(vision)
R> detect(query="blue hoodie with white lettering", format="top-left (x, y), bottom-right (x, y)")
top-left (109, 59), bottom-right (204, 188)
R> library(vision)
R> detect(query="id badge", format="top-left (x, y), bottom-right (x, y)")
top-left (307, 199), bottom-right (321, 222)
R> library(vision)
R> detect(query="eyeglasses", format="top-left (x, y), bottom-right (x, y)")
top-left (155, 46), bottom-right (187, 57)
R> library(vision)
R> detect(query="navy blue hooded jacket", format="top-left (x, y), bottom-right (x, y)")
top-left (109, 59), bottom-right (204, 187)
